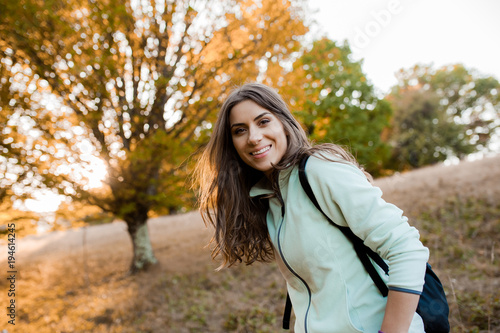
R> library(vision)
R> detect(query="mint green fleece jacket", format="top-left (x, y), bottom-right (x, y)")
top-left (250, 155), bottom-right (429, 333)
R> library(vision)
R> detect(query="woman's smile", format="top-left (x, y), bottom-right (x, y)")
top-left (250, 145), bottom-right (271, 157)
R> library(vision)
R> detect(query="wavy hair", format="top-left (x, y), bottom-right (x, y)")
top-left (195, 83), bottom-right (370, 269)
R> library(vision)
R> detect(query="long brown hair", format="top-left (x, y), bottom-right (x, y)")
top-left (195, 83), bottom-right (370, 269)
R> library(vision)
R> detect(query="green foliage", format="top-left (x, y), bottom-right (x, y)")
top-left (387, 64), bottom-right (500, 170)
top-left (282, 38), bottom-right (392, 176)
top-left (386, 89), bottom-right (474, 169)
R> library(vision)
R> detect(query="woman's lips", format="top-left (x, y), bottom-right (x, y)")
top-left (250, 145), bottom-right (271, 158)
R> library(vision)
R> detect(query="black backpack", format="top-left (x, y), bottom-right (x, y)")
top-left (281, 156), bottom-right (450, 333)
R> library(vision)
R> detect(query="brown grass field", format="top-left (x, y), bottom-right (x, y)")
top-left (1, 155), bottom-right (500, 332)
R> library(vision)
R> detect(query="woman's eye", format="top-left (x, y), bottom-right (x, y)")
top-left (234, 128), bottom-right (245, 135)
top-left (259, 118), bottom-right (270, 125)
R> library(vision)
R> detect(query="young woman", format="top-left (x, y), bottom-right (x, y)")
top-left (196, 83), bottom-right (429, 333)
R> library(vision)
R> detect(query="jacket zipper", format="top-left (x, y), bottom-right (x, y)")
top-left (277, 199), bottom-right (312, 333)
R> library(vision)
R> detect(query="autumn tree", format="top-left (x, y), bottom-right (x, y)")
top-left (0, 0), bottom-right (307, 271)
top-left (279, 38), bottom-right (392, 176)
top-left (387, 64), bottom-right (500, 170)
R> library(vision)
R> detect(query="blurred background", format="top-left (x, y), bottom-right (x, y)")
top-left (1, 0), bottom-right (499, 332)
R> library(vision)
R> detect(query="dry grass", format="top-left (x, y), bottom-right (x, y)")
top-left (375, 156), bottom-right (500, 332)
top-left (1, 155), bottom-right (499, 332)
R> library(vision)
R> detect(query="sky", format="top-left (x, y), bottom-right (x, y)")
top-left (308, 0), bottom-right (500, 94)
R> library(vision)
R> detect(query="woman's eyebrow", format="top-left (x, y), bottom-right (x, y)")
top-left (230, 111), bottom-right (271, 129)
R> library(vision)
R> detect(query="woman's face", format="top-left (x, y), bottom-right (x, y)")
top-left (229, 100), bottom-right (288, 177)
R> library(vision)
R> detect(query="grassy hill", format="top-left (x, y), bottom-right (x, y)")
top-left (1, 155), bottom-right (499, 332)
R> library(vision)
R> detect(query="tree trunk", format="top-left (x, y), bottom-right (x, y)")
top-left (127, 219), bottom-right (158, 273)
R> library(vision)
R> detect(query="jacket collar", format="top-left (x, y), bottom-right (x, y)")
top-left (249, 165), bottom-right (294, 198)
top-left (249, 177), bottom-right (273, 197)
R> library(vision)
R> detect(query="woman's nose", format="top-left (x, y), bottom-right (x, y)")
top-left (248, 128), bottom-right (263, 145)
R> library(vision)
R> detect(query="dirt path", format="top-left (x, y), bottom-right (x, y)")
top-left (6, 211), bottom-right (214, 275)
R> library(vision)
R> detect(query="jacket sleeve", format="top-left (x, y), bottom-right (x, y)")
top-left (305, 155), bottom-right (429, 294)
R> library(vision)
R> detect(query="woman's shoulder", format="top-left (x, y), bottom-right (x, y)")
top-left (301, 151), bottom-right (370, 189)
top-left (306, 152), bottom-right (362, 174)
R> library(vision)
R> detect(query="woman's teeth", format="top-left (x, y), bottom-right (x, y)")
top-left (251, 146), bottom-right (270, 155)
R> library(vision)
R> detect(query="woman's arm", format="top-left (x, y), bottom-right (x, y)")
top-left (380, 290), bottom-right (420, 333)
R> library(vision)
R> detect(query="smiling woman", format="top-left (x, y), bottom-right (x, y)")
top-left (195, 83), bottom-right (432, 333)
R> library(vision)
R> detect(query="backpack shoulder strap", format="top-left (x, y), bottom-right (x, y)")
top-left (282, 292), bottom-right (292, 330)
top-left (298, 155), bottom-right (389, 294)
